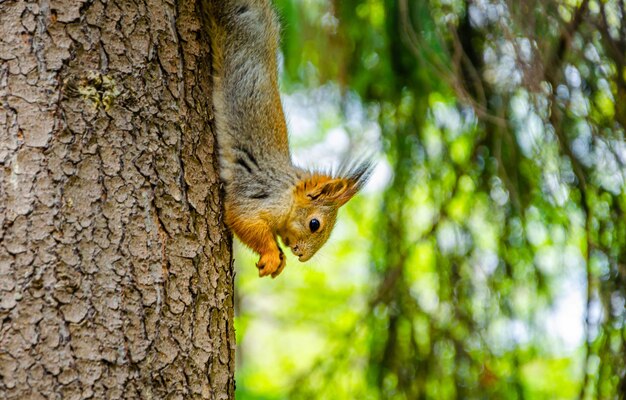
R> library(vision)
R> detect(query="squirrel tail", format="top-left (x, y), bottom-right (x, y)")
top-left (205, 0), bottom-right (227, 77)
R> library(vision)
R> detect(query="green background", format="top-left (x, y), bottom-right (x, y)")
top-left (235, 0), bottom-right (626, 398)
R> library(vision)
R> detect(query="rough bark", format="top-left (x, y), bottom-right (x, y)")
top-left (0, 0), bottom-right (235, 399)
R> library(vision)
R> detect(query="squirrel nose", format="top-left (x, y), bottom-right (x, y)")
top-left (292, 245), bottom-right (303, 257)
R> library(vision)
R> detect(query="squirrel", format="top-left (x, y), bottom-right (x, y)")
top-left (207, 0), bottom-right (372, 278)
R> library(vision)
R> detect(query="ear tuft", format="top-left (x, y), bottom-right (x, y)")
top-left (333, 158), bottom-right (374, 205)
top-left (341, 158), bottom-right (374, 189)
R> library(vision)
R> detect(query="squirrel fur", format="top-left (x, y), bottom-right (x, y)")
top-left (207, 0), bottom-right (372, 278)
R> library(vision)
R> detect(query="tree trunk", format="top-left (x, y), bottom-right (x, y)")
top-left (0, 1), bottom-right (235, 399)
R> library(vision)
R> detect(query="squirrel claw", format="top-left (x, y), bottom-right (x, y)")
top-left (257, 249), bottom-right (286, 278)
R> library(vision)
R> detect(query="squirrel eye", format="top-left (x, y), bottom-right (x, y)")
top-left (309, 218), bottom-right (320, 233)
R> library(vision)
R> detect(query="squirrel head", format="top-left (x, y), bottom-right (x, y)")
top-left (279, 160), bottom-right (373, 262)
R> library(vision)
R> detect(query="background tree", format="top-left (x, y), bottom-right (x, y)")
top-left (235, 0), bottom-right (626, 399)
top-left (0, 1), bottom-right (234, 398)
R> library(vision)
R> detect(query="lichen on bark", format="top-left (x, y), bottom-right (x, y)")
top-left (0, 0), bottom-right (234, 398)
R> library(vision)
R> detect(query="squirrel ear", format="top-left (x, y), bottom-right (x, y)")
top-left (307, 178), bottom-right (349, 204)
top-left (332, 178), bottom-right (361, 206)
top-left (296, 176), bottom-right (348, 205)
top-left (305, 177), bottom-right (361, 206)
top-left (298, 161), bottom-right (373, 206)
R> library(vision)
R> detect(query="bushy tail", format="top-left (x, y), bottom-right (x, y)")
top-left (204, 0), bottom-right (227, 76)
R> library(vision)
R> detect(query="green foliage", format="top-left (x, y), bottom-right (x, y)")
top-left (236, 0), bottom-right (626, 399)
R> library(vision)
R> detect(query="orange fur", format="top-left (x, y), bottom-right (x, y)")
top-left (225, 206), bottom-right (285, 278)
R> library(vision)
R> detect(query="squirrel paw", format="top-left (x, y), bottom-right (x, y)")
top-left (271, 249), bottom-right (287, 278)
top-left (257, 248), bottom-right (286, 278)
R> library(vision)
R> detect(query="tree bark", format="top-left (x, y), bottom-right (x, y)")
top-left (0, 1), bottom-right (235, 399)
